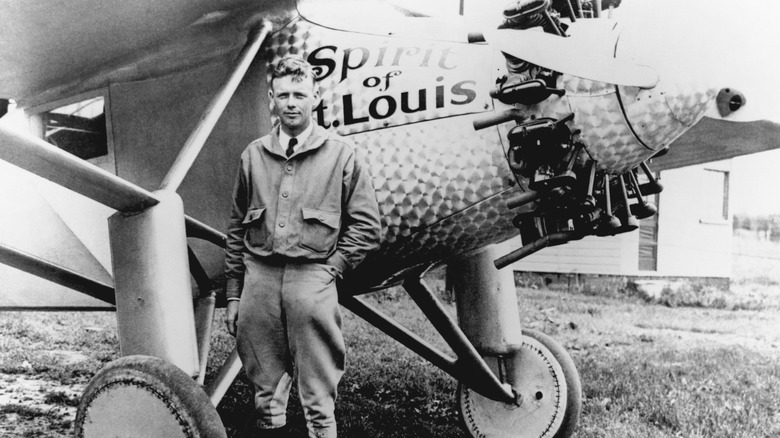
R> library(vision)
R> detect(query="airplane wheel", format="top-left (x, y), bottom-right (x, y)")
top-left (522, 329), bottom-right (582, 438)
top-left (457, 329), bottom-right (581, 438)
top-left (74, 355), bottom-right (226, 438)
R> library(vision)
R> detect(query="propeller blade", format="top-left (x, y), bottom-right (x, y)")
top-left (483, 28), bottom-right (659, 88)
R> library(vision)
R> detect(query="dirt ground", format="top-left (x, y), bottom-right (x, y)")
top-left (1, 285), bottom-right (778, 437)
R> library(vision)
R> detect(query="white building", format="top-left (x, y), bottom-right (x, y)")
top-left (510, 160), bottom-right (732, 283)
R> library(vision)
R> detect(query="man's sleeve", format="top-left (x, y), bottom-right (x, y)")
top-left (327, 147), bottom-right (382, 275)
top-left (224, 162), bottom-right (248, 299)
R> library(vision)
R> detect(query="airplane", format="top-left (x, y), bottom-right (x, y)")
top-left (0, 0), bottom-right (777, 436)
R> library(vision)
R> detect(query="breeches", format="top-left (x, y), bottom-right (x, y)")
top-left (236, 256), bottom-right (345, 438)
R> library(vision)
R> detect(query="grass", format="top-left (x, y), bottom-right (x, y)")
top-left (211, 284), bottom-right (780, 438)
top-left (1, 242), bottom-right (779, 437)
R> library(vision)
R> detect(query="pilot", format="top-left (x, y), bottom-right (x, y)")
top-left (223, 55), bottom-right (382, 438)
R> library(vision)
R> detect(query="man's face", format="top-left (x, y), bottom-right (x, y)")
top-left (269, 75), bottom-right (319, 136)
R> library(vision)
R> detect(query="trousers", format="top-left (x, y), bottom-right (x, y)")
top-left (236, 255), bottom-right (345, 438)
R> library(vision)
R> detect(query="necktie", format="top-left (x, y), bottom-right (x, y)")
top-left (286, 137), bottom-right (298, 158)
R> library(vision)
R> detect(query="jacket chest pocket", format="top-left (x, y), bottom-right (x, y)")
top-left (300, 207), bottom-right (340, 254)
top-left (243, 207), bottom-right (269, 248)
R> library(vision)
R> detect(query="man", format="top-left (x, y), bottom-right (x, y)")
top-left (223, 56), bottom-right (382, 438)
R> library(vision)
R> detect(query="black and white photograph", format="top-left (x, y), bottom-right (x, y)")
top-left (0, 0), bottom-right (778, 437)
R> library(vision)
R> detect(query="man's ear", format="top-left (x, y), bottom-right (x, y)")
top-left (312, 87), bottom-right (321, 108)
top-left (268, 89), bottom-right (276, 112)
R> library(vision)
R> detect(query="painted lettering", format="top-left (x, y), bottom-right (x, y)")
top-left (375, 46), bottom-right (388, 67)
top-left (343, 94), bottom-right (369, 125)
top-left (369, 96), bottom-right (397, 119)
top-left (363, 76), bottom-right (381, 88)
top-left (435, 76), bottom-right (445, 108)
top-left (421, 48), bottom-right (434, 67)
top-left (341, 47), bottom-right (370, 82)
top-left (313, 100), bottom-right (330, 128)
top-left (307, 46), bottom-right (337, 81)
top-left (438, 47), bottom-right (457, 70)
top-left (401, 89), bottom-right (427, 113)
top-left (380, 71), bottom-right (402, 91)
top-left (392, 47), bottom-right (421, 66)
top-left (450, 80), bottom-right (477, 105)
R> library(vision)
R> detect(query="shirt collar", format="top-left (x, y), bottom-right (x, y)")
top-left (278, 121), bottom-right (314, 154)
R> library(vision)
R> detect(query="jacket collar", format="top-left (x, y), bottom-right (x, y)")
top-left (262, 122), bottom-right (329, 159)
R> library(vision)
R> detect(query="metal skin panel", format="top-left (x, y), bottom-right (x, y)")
top-left (493, 73), bottom-right (654, 175)
top-left (261, 17), bottom-right (718, 290)
top-left (491, 74), bottom-right (714, 176)
top-left (350, 188), bottom-right (521, 289)
top-left (264, 19), bottom-right (523, 289)
top-left (350, 116), bottom-right (511, 247)
top-left (345, 115), bottom-right (522, 289)
top-left (539, 76), bottom-right (655, 175)
top-left (571, 89), bottom-right (654, 174)
top-left (264, 18), bottom-right (493, 135)
top-left (618, 83), bottom-right (715, 156)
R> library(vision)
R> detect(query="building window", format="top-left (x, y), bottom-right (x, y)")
top-left (701, 169), bottom-right (729, 221)
top-left (31, 93), bottom-right (115, 174)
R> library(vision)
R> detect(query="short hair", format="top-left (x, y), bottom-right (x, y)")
top-left (271, 56), bottom-right (316, 86)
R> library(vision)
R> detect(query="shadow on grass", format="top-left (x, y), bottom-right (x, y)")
top-left (215, 365), bottom-right (465, 438)
top-left (208, 296), bottom-right (468, 438)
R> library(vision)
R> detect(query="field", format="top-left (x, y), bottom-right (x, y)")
top-left (1, 234), bottom-right (779, 437)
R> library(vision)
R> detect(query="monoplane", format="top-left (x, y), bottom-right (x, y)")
top-left (0, 0), bottom-right (776, 436)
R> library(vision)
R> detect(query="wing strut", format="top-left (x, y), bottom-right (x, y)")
top-left (159, 20), bottom-right (273, 192)
top-left (0, 243), bottom-right (115, 307)
top-left (0, 126), bottom-right (159, 212)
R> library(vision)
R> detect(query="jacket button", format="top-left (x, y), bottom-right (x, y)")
top-left (282, 192), bottom-right (288, 198)
top-left (278, 222), bottom-right (285, 228)
top-left (286, 164), bottom-right (293, 171)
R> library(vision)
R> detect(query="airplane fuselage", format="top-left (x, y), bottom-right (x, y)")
top-left (262, 16), bottom-right (714, 290)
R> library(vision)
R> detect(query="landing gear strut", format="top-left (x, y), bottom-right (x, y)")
top-left (458, 329), bottom-right (581, 438)
top-left (449, 244), bottom-right (581, 438)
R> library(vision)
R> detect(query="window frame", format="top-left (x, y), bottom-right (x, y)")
top-left (27, 88), bottom-right (116, 174)
top-left (699, 168), bottom-right (730, 225)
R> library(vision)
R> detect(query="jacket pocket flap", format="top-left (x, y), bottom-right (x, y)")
top-left (302, 207), bottom-right (340, 229)
top-left (242, 207), bottom-right (266, 225)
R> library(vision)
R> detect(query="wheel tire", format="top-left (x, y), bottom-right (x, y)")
top-left (74, 355), bottom-right (226, 438)
top-left (457, 330), bottom-right (582, 438)
top-left (522, 329), bottom-right (582, 438)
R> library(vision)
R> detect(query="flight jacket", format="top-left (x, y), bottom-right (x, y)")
top-left (224, 123), bottom-right (382, 299)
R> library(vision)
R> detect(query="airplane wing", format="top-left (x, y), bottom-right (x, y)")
top-left (654, 117), bottom-right (780, 171)
top-left (1, 0), bottom-right (214, 99)
top-left (0, 0), bottom-right (294, 104)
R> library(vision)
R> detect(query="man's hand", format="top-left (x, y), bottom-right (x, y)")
top-left (225, 300), bottom-right (240, 336)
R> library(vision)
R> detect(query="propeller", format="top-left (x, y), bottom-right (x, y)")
top-left (481, 27), bottom-right (659, 88)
